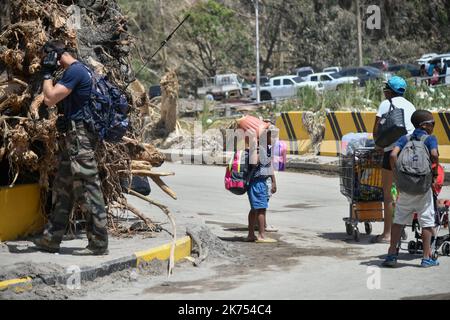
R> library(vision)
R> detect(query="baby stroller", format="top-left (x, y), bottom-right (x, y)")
top-left (405, 200), bottom-right (450, 259)
top-left (398, 164), bottom-right (450, 259)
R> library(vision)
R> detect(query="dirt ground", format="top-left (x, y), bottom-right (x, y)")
top-left (0, 222), bottom-right (365, 300)
top-left (2, 163), bottom-right (449, 300)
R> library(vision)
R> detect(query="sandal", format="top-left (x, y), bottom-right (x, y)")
top-left (370, 234), bottom-right (390, 244)
top-left (255, 238), bottom-right (278, 243)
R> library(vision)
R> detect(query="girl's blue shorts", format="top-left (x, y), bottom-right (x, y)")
top-left (247, 178), bottom-right (269, 210)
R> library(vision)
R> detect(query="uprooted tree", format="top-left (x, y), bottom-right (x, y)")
top-left (0, 0), bottom-right (180, 269)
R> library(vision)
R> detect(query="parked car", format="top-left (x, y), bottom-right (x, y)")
top-left (416, 53), bottom-right (438, 66)
top-left (304, 72), bottom-right (359, 91)
top-left (197, 73), bottom-right (245, 100)
top-left (250, 76), bottom-right (270, 87)
top-left (387, 64), bottom-right (421, 77)
top-left (427, 54), bottom-right (450, 70)
top-left (336, 66), bottom-right (389, 86)
top-left (323, 66), bottom-right (341, 73)
top-left (368, 60), bottom-right (390, 71)
top-left (293, 66), bottom-right (314, 80)
top-left (250, 75), bottom-right (322, 101)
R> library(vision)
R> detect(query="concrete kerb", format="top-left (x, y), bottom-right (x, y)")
top-left (285, 159), bottom-right (340, 174)
top-left (0, 236), bottom-right (192, 293)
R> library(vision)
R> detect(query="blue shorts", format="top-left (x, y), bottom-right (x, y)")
top-left (247, 178), bottom-right (269, 210)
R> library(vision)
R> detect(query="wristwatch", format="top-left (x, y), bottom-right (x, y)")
top-left (43, 74), bottom-right (52, 80)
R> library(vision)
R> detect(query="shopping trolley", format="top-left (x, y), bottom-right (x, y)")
top-left (340, 147), bottom-right (384, 241)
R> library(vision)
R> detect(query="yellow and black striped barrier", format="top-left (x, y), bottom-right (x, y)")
top-left (277, 111), bottom-right (450, 163)
top-left (434, 112), bottom-right (450, 163)
top-left (275, 112), bottom-right (311, 155)
top-left (319, 111), bottom-right (376, 156)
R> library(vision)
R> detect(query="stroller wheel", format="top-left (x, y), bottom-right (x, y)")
top-left (408, 241), bottom-right (417, 254)
top-left (442, 242), bottom-right (450, 256)
top-left (364, 222), bottom-right (372, 235)
top-left (345, 222), bottom-right (353, 236)
top-left (353, 228), bottom-right (360, 242)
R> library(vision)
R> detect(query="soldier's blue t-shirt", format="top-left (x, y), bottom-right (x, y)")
top-left (57, 61), bottom-right (91, 121)
top-left (395, 128), bottom-right (439, 153)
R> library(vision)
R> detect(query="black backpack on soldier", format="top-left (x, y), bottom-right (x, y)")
top-left (82, 65), bottom-right (129, 143)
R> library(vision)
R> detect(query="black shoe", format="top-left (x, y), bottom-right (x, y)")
top-left (72, 246), bottom-right (109, 256)
top-left (33, 236), bottom-right (60, 253)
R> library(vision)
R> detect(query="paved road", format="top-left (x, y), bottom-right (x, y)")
top-left (84, 163), bottom-right (450, 300)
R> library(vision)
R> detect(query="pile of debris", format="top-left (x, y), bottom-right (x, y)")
top-left (0, 0), bottom-right (177, 239)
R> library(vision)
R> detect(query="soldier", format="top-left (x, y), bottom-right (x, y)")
top-left (33, 40), bottom-right (108, 255)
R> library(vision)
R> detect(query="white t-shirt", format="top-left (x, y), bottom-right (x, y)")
top-left (376, 96), bottom-right (416, 152)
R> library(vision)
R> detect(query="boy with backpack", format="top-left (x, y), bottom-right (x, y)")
top-left (382, 110), bottom-right (440, 268)
top-left (224, 125), bottom-right (278, 239)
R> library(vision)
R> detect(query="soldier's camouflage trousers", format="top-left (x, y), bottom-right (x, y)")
top-left (45, 121), bottom-right (108, 249)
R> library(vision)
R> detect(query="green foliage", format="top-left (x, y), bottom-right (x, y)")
top-left (131, 59), bottom-right (159, 89)
top-left (362, 80), bottom-right (384, 109)
top-left (403, 78), bottom-right (418, 105)
top-left (277, 81), bottom-right (450, 114)
top-left (409, 85), bottom-right (450, 111)
top-left (283, 84), bottom-right (383, 112)
top-left (396, 69), bottom-right (412, 80)
top-left (119, 0), bottom-right (162, 87)
top-left (183, 0), bottom-right (253, 76)
top-left (296, 86), bottom-right (321, 111)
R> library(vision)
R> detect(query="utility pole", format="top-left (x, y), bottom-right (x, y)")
top-left (278, 23), bottom-right (283, 72)
top-left (159, 0), bottom-right (168, 71)
top-left (356, 0), bottom-right (363, 67)
top-left (252, 0), bottom-right (261, 103)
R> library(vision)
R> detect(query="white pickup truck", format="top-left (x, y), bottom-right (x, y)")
top-left (197, 74), bottom-right (246, 100)
top-left (304, 72), bottom-right (359, 91)
top-left (250, 75), bottom-right (322, 101)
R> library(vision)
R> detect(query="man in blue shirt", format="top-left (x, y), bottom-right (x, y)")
top-left (383, 110), bottom-right (440, 268)
top-left (33, 40), bottom-right (108, 256)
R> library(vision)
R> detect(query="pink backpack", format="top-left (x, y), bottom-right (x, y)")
top-left (225, 151), bottom-right (249, 195)
top-left (272, 140), bottom-right (287, 171)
